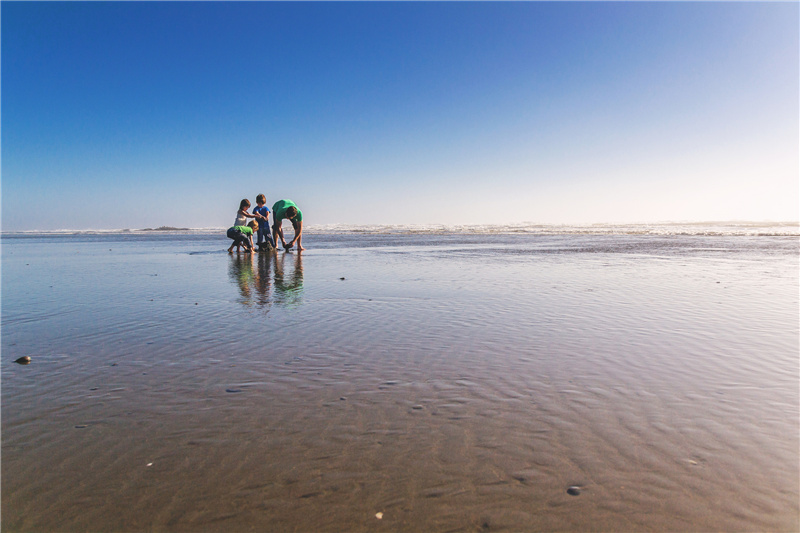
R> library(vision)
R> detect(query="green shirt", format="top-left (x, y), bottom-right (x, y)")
top-left (233, 225), bottom-right (253, 235)
top-left (272, 199), bottom-right (303, 222)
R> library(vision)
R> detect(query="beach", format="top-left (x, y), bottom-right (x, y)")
top-left (2, 225), bottom-right (798, 532)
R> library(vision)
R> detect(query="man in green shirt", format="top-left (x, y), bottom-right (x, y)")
top-left (271, 199), bottom-right (304, 251)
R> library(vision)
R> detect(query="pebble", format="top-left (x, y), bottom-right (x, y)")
top-left (567, 486), bottom-right (581, 496)
top-left (226, 388), bottom-right (242, 393)
top-left (14, 356), bottom-right (31, 365)
top-left (340, 277), bottom-right (346, 280)
top-left (75, 425), bottom-right (88, 429)
top-left (412, 405), bottom-right (424, 410)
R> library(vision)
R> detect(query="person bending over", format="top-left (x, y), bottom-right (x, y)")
top-left (271, 199), bottom-right (304, 251)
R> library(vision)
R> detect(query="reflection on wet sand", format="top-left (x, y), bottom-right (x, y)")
top-left (228, 251), bottom-right (303, 310)
top-left (2, 233), bottom-right (798, 532)
top-left (274, 251), bottom-right (304, 307)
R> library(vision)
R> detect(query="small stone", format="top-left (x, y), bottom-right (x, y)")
top-left (14, 356), bottom-right (31, 365)
top-left (75, 425), bottom-right (88, 429)
top-left (226, 388), bottom-right (242, 393)
top-left (567, 486), bottom-right (581, 496)
top-left (340, 397), bottom-right (347, 401)
top-left (412, 405), bottom-right (423, 410)
top-left (340, 277), bottom-right (346, 280)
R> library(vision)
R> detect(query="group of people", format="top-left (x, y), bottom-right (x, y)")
top-left (227, 196), bottom-right (304, 253)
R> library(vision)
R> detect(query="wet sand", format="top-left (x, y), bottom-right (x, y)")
top-left (2, 232), bottom-right (798, 531)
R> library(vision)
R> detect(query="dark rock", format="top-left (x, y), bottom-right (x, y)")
top-left (567, 486), bottom-right (581, 496)
top-left (14, 356), bottom-right (31, 365)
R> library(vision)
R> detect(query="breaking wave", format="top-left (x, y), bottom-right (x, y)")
top-left (2, 221), bottom-right (798, 238)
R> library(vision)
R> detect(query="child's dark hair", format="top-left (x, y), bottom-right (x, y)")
top-left (239, 199), bottom-right (251, 210)
top-left (256, 194), bottom-right (266, 204)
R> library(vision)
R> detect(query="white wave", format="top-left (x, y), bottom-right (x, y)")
top-left (2, 221), bottom-right (798, 238)
top-left (305, 221), bottom-right (800, 237)
top-left (1, 227), bottom-right (227, 236)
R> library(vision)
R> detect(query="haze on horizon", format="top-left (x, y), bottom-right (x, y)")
top-left (2, 2), bottom-right (798, 232)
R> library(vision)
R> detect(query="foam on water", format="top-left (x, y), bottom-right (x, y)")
top-left (3, 221), bottom-right (799, 237)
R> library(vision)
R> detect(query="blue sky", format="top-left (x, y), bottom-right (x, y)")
top-left (3, 1), bottom-right (798, 231)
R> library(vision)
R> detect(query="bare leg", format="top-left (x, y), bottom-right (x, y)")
top-left (273, 222), bottom-right (286, 248)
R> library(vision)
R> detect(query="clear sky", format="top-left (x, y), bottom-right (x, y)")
top-left (2, 1), bottom-right (798, 231)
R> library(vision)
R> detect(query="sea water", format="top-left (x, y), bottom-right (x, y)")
top-left (2, 224), bottom-right (798, 531)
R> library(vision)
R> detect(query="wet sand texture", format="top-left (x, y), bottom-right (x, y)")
top-left (2, 232), bottom-right (798, 531)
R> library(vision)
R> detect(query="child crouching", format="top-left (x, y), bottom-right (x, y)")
top-left (227, 220), bottom-right (258, 253)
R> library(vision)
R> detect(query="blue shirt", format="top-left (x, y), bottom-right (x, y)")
top-left (252, 205), bottom-right (270, 219)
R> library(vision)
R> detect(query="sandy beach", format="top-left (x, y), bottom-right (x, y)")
top-left (2, 227), bottom-right (798, 532)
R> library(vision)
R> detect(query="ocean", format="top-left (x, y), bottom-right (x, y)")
top-left (2, 223), bottom-right (798, 531)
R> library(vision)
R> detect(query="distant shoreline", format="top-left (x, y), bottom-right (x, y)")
top-left (140, 226), bottom-right (191, 232)
top-left (1, 221), bottom-right (798, 238)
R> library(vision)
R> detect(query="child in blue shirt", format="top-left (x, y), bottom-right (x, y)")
top-left (252, 194), bottom-right (275, 250)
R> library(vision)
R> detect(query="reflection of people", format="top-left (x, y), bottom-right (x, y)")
top-left (252, 194), bottom-right (275, 250)
top-left (253, 251), bottom-right (273, 309)
top-left (271, 199), bottom-right (304, 251)
top-left (227, 244), bottom-right (302, 310)
top-left (228, 253), bottom-right (255, 303)
top-left (227, 251), bottom-right (274, 312)
top-left (227, 220), bottom-right (258, 253)
top-left (273, 251), bottom-right (304, 307)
